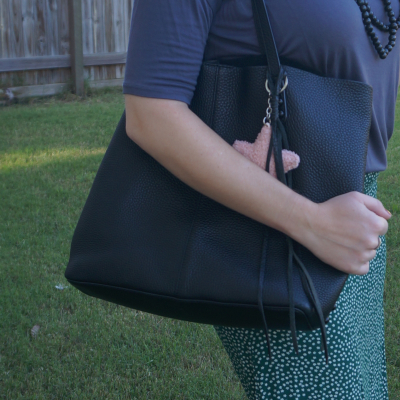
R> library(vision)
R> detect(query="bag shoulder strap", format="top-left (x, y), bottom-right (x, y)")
top-left (251, 0), bottom-right (281, 79)
top-left (251, 0), bottom-right (329, 364)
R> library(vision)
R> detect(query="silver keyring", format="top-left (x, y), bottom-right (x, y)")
top-left (374, 237), bottom-right (382, 250)
top-left (265, 76), bottom-right (288, 94)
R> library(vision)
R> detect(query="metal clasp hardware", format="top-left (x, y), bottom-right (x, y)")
top-left (265, 76), bottom-right (288, 95)
top-left (263, 76), bottom-right (288, 125)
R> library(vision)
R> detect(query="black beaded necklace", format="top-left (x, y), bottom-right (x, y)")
top-left (356, 0), bottom-right (400, 59)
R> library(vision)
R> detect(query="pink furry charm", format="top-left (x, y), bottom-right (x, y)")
top-left (233, 124), bottom-right (300, 178)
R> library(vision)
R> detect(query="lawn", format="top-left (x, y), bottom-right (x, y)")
top-left (1, 88), bottom-right (399, 399)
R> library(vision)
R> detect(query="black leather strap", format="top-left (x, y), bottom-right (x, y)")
top-left (251, 0), bottom-right (330, 363)
top-left (251, 0), bottom-right (281, 79)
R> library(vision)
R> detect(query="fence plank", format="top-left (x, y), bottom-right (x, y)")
top-left (35, 0), bottom-right (46, 55)
top-left (123, 0), bottom-right (129, 49)
top-left (104, 0), bottom-right (113, 53)
top-left (82, 0), bottom-right (93, 54)
top-left (11, 0), bottom-right (22, 57)
top-left (82, 0), bottom-right (94, 80)
top-left (4, 77), bottom-right (122, 99)
top-left (92, 0), bottom-right (104, 53)
top-left (84, 51), bottom-right (126, 65)
top-left (113, 0), bottom-right (123, 53)
top-left (22, 0), bottom-right (35, 56)
top-left (69, 0), bottom-right (84, 95)
top-left (0, 2), bottom-right (3, 57)
top-left (58, 0), bottom-right (69, 55)
top-left (0, 51), bottom-right (127, 72)
top-left (48, 0), bottom-right (59, 55)
top-left (0, 0), bottom-right (8, 57)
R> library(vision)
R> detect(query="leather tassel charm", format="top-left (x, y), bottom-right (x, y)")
top-left (259, 67), bottom-right (329, 363)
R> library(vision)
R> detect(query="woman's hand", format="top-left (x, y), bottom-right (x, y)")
top-left (289, 192), bottom-right (391, 275)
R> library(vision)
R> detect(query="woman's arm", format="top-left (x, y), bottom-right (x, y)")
top-left (125, 94), bottom-right (391, 275)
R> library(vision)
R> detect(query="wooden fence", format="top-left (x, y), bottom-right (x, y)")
top-left (0, 0), bottom-right (134, 98)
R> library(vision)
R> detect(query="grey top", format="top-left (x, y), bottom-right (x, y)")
top-left (123, 0), bottom-right (400, 173)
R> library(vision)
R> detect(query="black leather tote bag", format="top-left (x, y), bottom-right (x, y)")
top-left (65, 0), bottom-right (373, 361)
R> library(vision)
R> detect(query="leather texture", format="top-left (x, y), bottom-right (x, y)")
top-left (65, 60), bottom-right (373, 332)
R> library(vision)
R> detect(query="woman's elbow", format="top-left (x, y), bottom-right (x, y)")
top-left (124, 94), bottom-right (188, 146)
top-left (124, 94), bottom-right (148, 145)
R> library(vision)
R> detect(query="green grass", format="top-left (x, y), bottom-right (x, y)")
top-left (0, 88), bottom-right (399, 399)
top-left (379, 100), bottom-right (400, 398)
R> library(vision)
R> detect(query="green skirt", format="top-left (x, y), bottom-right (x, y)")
top-left (214, 172), bottom-right (388, 400)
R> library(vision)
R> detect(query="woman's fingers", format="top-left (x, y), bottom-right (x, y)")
top-left (364, 208), bottom-right (389, 238)
top-left (367, 236), bottom-right (381, 251)
top-left (362, 193), bottom-right (392, 220)
top-left (358, 262), bottom-right (370, 276)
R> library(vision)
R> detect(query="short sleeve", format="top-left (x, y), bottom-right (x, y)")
top-left (123, 0), bottom-right (222, 105)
